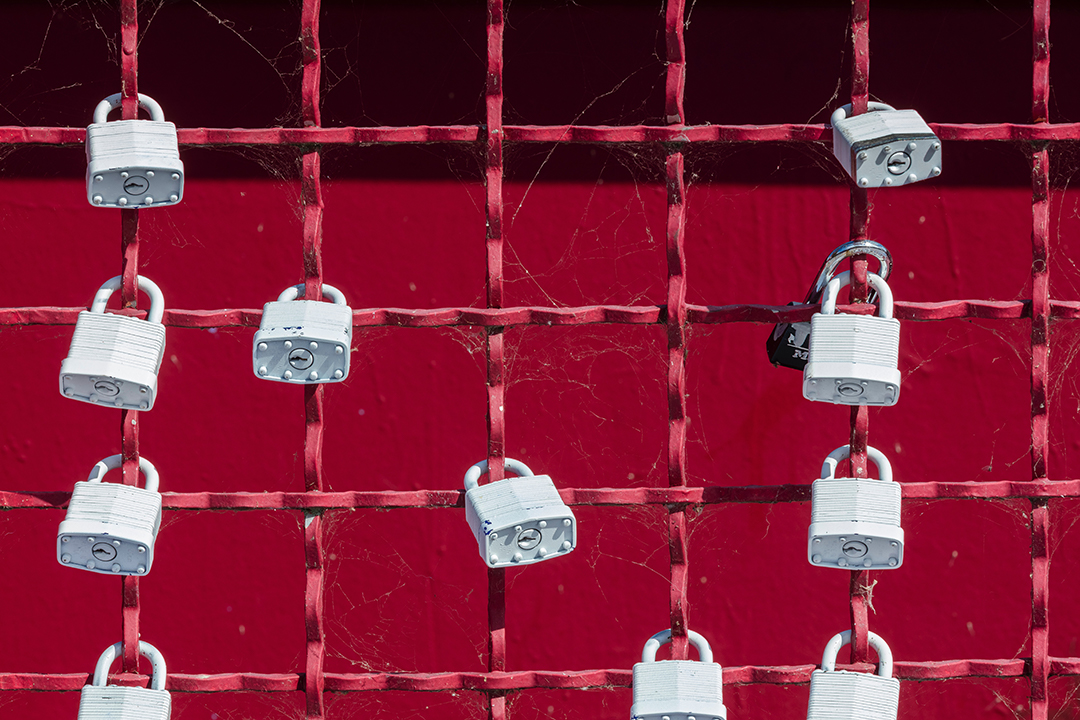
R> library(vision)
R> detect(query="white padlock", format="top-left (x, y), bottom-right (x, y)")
top-left (807, 630), bottom-right (898, 720)
top-left (86, 93), bottom-right (184, 208)
top-left (803, 271), bottom-right (900, 406)
top-left (60, 275), bottom-right (167, 411)
top-left (831, 101), bottom-right (941, 188)
top-left (631, 629), bottom-right (727, 720)
top-left (79, 640), bottom-right (171, 720)
top-left (58, 454), bottom-right (162, 576)
top-left (809, 444), bottom-right (903, 570)
top-left (253, 284), bottom-right (352, 384)
top-left (463, 458), bottom-right (576, 568)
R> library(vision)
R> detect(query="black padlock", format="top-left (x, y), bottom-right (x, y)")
top-left (766, 240), bottom-right (892, 370)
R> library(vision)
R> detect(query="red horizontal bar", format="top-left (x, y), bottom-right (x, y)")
top-left (1, 300), bottom-right (1068, 330)
top-left (0, 658), bottom-right (1050, 693)
top-left (4, 123), bottom-right (1080, 147)
top-left (7, 481), bottom-right (1080, 511)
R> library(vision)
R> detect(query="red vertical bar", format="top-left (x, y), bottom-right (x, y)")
top-left (846, 0), bottom-right (872, 666)
top-left (118, 0), bottom-right (141, 677)
top-left (664, 0), bottom-right (690, 662)
top-left (300, 1), bottom-right (325, 717)
top-left (1030, 2), bottom-right (1051, 718)
top-left (485, 2), bottom-right (507, 719)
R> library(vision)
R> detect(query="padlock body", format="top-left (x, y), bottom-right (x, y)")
top-left (58, 481), bottom-right (162, 576)
top-left (254, 300), bottom-right (352, 384)
top-left (809, 477), bottom-right (903, 570)
top-left (465, 475), bottom-right (576, 568)
top-left (803, 313), bottom-right (900, 406)
top-left (766, 313), bottom-right (812, 370)
top-left (806, 669), bottom-right (899, 720)
top-left (832, 108), bottom-right (940, 187)
top-left (631, 659), bottom-right (727, 720)
top-left (60, 311), bottom-right (166, 410)
top-left (86, 119), bottom-right (184, 208)
top-left (79, 684), bottom-right (171, 720)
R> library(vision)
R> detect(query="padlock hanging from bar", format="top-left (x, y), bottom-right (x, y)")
top-left (463, 458), bottom-right (576, 568)
top-left (831, 101), bottom-right (941, 188)
top-left (803, 271), bottom-right (901, 406)
top-left (631, 628), bottom-right (727, 720)
top-left (86, 92), bottom-right (184, 208)
top-left (58, 454), bottom-right (162, 576)
top-left (806, 630), bottom-right (898, 720)
top-left (253, 283), bottom-right (352, 384)
top-left (60, 275), bottom-right (167, 411)
top-left (78, 640), bottom-right (171, 720)
top-left (808, 444), bottom-right (903, 570)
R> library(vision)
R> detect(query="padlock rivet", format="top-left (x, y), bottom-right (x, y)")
top-left (137, 546), bottom-right (146, 553)
top-left (113, 540), bottom-right (121, 547)
top-left (839, 538), bottom-right (846, 543)
top-left (147, 171), bottom-right (154, 177)
top-left (258, 343), bottom-right (268, 351)
top-left (859, 178), bottom-right (869, 187)
top-left (61, 554), bottom-right (71, 563)
top-left (890, 541), bottom-right (898, 547)
top-left (884, 178), bottom-right (893, 186)
top-left (114, 399), bottom-right (123, 407)
top-left (888, 558), bottom-right (898, 566)
top-left (309, 341), bottom-right (318, 350)
top-left (284, 370), bottom-right (293, 380)
top-left (137, 566), bottom-right (145, 574)
top-left (513, 552), bottom-right (523, 562)
top-left (813, 538), bottom-right (820, 543)
top-left (491, 534), bottom-right (498, 540)
top-left (538, 548), bottom-right (548, 557)
top-left (140, 403), bottom-right (148, 410)
top-left (907, 142), bottom-right (918, 152)
top-left (172, 173), bottom-right (180, 180)
top-left (932, 142), bottom-right (941, 150)
top-left (539, 520), bottom-right (547, 528)
top-left (112, 564), bottom-right (121, 573)
top-left (61, 536), bottom-right (69, 543)
top-left (284, 340), bottom-right (293, 349)
top-left (120, 172), bottom-right (129, 178)
top-left (94, 175), bottom-right (103, 182)
top-left (92, 195), bottom-right (103, 204)
top-left (908, 173), bottom-right (918, 182)
top-left (64, 388), bottom-right (73, 396)
top-left (563, 519), bottom-right (571, 526)
top-left (87, 561), bottom-right (96, 569)
top-left (514, 526), bottom-right (522, 533)
top-left (87, 537), bottom-right (96, 543)
top-left (118, 197), bottom-right (128, 206)
top-left (335, 345), bottom-right (344, 354)
top-left (144, 197), bottom-right (154, 205)
top-left (812, 554), bottom-right (822, 563)
top-left (865, 537), bottom-right (873, 543)
top-left (333, 370), bottom-right (343, 379)
top-left (309, 371), bottom-right (319, 380)
top-left (561, 541), bottom-right (572, 550)
top-left (838, 559), bottom-right (848, 567)
top-left (931, 166), bottom-right (942, 176)
top-left (169, 194), bottom-right (179, 202)
top-left (258, 366), bottom-right (268, 376)
top-left (858, 151), bottom-right (867, 160)
top-left (863, 559), bottom-right (872, 567)
top-left (883, 146), bottom-right (890, 152)
top-left (489, 554), bottom-right (499, 564)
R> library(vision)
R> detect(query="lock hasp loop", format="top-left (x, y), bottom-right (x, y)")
top-left (641, 628), bottom-right (714, 664)
top-left (87, 453), bottom-right (159, 493)
top-left (820, 444), bottom-right (892, 483)
top-left (820, 271), bottom-right (893, 319)
top-left (90, 275), bottom-right (165, 325)
top-left (93, 93), bottom-right (166, 124)
top-left (820, 630), bottom-right (893, 678)
top-left (463, 458), bottom-right (535, 491)
top-left (277, 283), bottom-right (348, 305)
top-left (92, 640), bottom-right (167, 690)
top-left (830, 101), bottom-right (897, 126)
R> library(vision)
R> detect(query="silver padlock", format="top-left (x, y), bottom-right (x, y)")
top-left (831, 101), bottom-right (941, 188)
top-left (60, 275), bottom-right (167, 411)
top-left (463, 458), bottom-right (576, 568)
top-left (807, 630), bottom-right (898, 720)
top-left (253, 284), bottom-right (352, 384)
top-left (58, 454), bottom-right (162, 576)
top-left (86, 93), bottom-right (184, 208)
top-left (809, 444), bottom-right (903, 570)
top-left (803, 271), bottom-right (900, 406)
top-left (631, 629), bottom-right (727, 720)
top-left (79, 640), bottom-right (171, 720)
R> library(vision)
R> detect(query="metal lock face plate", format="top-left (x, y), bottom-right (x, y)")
top-left (464, 475), bottom-right (576, 567)
top-left (58, 481), bottom-right (161, 576)
top-left (832, 108), bottom-right (941, 188)
top-left (78, 684), bottom-right (172, 720)
top-left (86, 121), bottom-right (183, 208)
top-left (803, 313), bottom-right (900, 406)
top-left (807, 670), bottom-right (899, 720)
top-left (254, 301), bottom-right (352, 384)
top-left (60, 311), bottom-right (166, 410)
top-left (809, 478), bottom-right (903, 569)
top-left (632, 661), bottom-right (727, 720)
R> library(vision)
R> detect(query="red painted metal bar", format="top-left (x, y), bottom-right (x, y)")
top-left (664, 0), bottom-right (690, 662)
top-left (300, 2), bottom-right (326, 717)
top-left (485, 3), bottom-right (507, 719)
top-left (118, 0), bottom-right (142, 678)
top-left (1030, 2), bottom-right (1052, 717)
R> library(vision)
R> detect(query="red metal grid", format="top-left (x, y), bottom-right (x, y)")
top-left (0, 0), bottom-right (1071, 718)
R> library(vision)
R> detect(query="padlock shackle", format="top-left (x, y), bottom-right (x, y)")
top-left (90, 275), bottom-right (165, 325)
top-left (93, 93), bottom-right (166, 124)
top-left (820, 444), bottom-right (892, 484)
top-left (92, 640), bottom-right (168, 691)
top-left (820, 629), bottom-right (893, 678)
top-left (807, 240), bottom-right (892, 303)
top-left (277, 283), bottom-right (347, 305)
top-left (830, 101), bottom-right (898, 126)
top-left (640, 628), bottom-right (713, 664)
top-left (463, 458), bottom-right (535, 491)
top-left (819, 271), bottom-right (893, 319)
top-left (88, 454), bottom-right (160, 494)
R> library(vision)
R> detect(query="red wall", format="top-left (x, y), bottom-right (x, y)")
top-left (3, 2), bottom-right (1079, 718)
